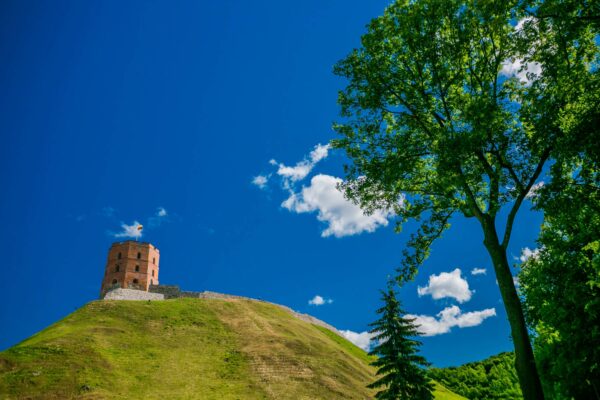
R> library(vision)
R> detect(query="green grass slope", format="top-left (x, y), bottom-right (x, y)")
top-left (0, 298), bottom-right (466, 399)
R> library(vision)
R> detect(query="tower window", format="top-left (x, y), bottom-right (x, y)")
top-left (112, 279), bottom-right (117, 284)
top-left (137, 252), bottom-right (141, 259)
top-left (152, 270), bottom-right (155, 277)
top-left (115, 265), bottom-right (120, 272)
top-left (153, 257), bottom-right (156, 264)
top-left (133, 279), bottom-right (139, 284)
top-left (118, 252), bottom-right (122, 259)
top-left (135, 265), bottom-right (140, 272)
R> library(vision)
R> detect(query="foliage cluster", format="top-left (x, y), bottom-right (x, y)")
top-left (429, 352), bottom-right (522, 400)
top-left (519, 153), bottom-right (600, 398)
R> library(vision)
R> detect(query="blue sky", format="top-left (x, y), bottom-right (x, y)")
top-left (0, 0), bottom-right (543, 367)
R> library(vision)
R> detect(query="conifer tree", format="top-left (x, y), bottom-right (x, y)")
top-left (368, 285), bottom-right (434, 400)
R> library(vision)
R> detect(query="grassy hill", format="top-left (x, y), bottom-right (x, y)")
top-left (0, 297), bottom-right (465, 399)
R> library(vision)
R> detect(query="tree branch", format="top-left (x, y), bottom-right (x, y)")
top-left (456, 164), bottom-right (485, 223)
top-left (476, 151), bottom-right (500, 216)
top-left (491, 147), bottom-right (525, 191)
top-left (501, 147), bottom-right (551, 249)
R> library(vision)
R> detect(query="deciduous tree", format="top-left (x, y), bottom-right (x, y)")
top-left (520, 163), bottom-right (600, 399)
top-left (332, 1), bottom-right (598, 399)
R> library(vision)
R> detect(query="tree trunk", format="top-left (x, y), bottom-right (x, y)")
top-left (482, 224), bottom-right (545, 400)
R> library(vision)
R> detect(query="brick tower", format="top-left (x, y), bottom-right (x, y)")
top-left (100, 241), bottom-right (160, 297)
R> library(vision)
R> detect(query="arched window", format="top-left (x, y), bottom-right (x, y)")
top-left (152, 270), bottom-right (155, 277)
top-left (112, 279), bottom-right (118, 284)
top-left (135, 265), bottom-right (140, 272)
top-left (153, 257), bottom-right (156, 264)
top-left (133, 279), bottom-right (139, 284)
top-left (137, 252), bottom-right (141, 259)
top-left (118, 252), bottom-right (122, 259)
top-left (115, 265), bottom-right (120, 272)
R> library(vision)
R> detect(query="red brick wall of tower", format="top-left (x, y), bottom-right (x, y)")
top-left (100, 241), bottom-right (160, 297)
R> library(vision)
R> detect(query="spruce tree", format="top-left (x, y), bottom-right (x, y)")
top-left (368, 285), bottom-right (434, 400)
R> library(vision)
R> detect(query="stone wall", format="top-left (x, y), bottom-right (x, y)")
top-left (148, 284), bottom-right (204, 299)
top-left (103, 288), bottom-right (165, 301)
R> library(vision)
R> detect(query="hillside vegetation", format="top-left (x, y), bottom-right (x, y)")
top-left (430, 352), bottom-right (521, 400)
top-left (0, 298), bottom-right (465, 399)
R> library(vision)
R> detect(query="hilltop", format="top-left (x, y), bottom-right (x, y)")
top-left (0, 297), bottom-right (464, 399)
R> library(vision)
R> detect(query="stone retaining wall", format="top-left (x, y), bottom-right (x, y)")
top-left (103, 288), bottom-right (165, 301)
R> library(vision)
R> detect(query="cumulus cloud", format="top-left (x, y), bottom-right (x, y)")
top-left (148, 207), bottom-right (168, 228)
top-left (252, 175), bottom-right (269, 189)
top-left (257, 143), bottom-right (393, 238)
top-left (282, 174), bottom-right (393, 238)
top-left (340, 330), bottom-right (375, 351)
top-left (273, 143), bottom-right (331, 186)
top-left (501, 59), bottom-right (542, 84)
top-left (308, 295), bottom-right (333, 306)
top-left (418, 268), bottom-right (473, 303)
top-left (407, 306), bottom-right (497, 336)
top-left (114, 221), bottom-right (143, 239)
top-left (519, 247), bottom-right (540, 262)
top-left (501, 18), bottom-right (542, 85)
top-left (471, 268), bottom-right (487, 276)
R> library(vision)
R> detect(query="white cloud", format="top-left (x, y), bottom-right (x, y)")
top-left (471, 268), bottom-right (487, 276)
top-left (526, 181), bottom-right (544, 199)
top-left (513, 276), bottom-right (521, 288)
top-left (340, 330), bottom-right (375, 351)
top-left (308, 295), bottom-right (333, 306)
top-left (114, 221), bottom-right (143, 239)
top-left (501, 59), bottom-right (542, 84)
top-left (278, 163), bottom-right (312, 182)
top-left (309, 143), bottom-right (330, 163)
top-left (418, 268), bottom-right (473, 303)
top-left (282, 174), bottom-right (393, 238)
top-left (515, 16), bottom-right (536, 32)
top-left (407, 305), bottom-right (497, 336)
top-left (148, 207), bottom-right (169, 228)
top-left (519, 247), bottom-right (540, 262)
top-left (501, 18), bottom-right (542, 85)
top-left (252, 175), bottom-right (269, 189)
top-left (273, 143), bottom-right (331, 185)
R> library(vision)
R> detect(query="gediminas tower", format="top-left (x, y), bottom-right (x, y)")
top-left (100, 241), bottom-right (160, 297)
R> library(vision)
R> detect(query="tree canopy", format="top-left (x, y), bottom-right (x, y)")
top-left (332, 0), bottom-right (598, 398)
top-left (519, 162), bottom-right (600, 399)
top-left (429, 352), bottom-right (522, 400)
